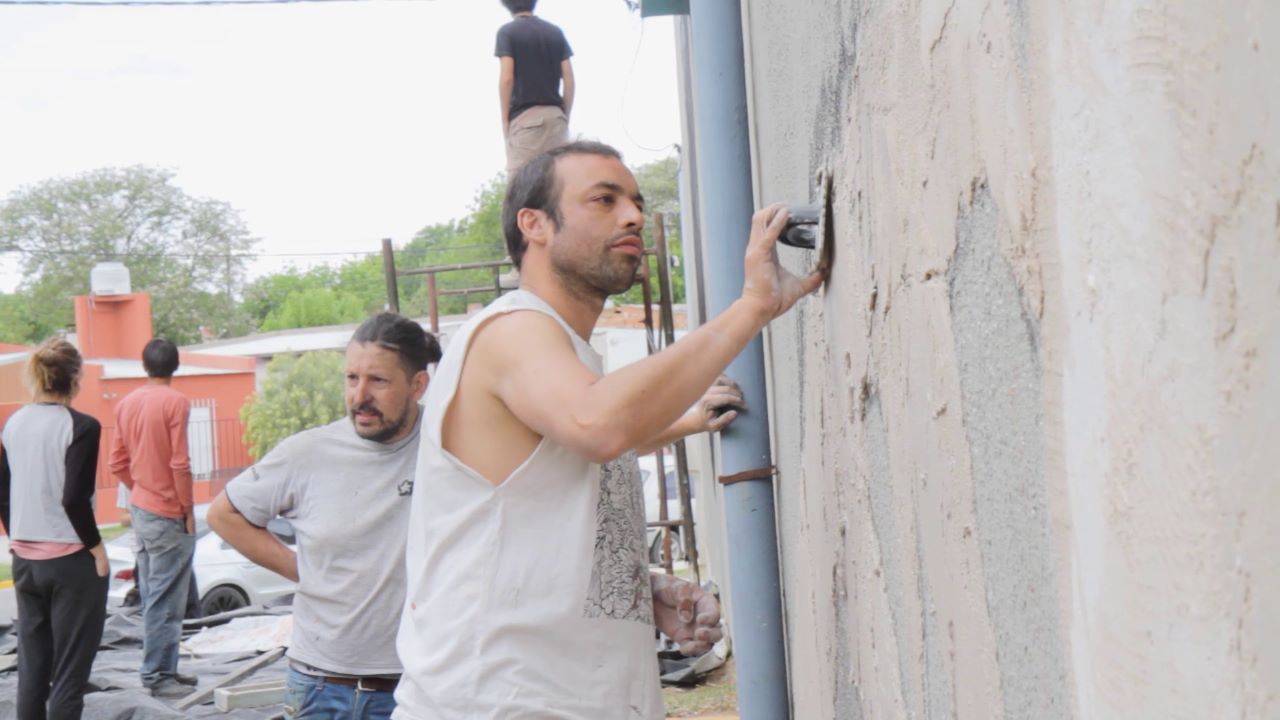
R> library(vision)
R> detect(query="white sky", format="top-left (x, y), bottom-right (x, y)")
top-left (0, 0), bottom-right (681, 291)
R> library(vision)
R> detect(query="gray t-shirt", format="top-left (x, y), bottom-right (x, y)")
top-left (226, 414), bottom-right (421, 675)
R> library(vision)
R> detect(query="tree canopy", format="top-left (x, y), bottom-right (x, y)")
top-left (617, 154), bottom-right (684, 306)
top-left (0, 166), bottom-right (256, 344)
top-left (384, 155), bottom-right (684, 318)
top-left (240, 351), bottom-right (346, 459)
top-left (241, 263), bottom-right (385, 332)
top-left (394, 178), bottom-right (510, 318)
top-left (0, 153), bottom-right (684, 345)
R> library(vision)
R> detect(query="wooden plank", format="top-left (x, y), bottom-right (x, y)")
top-left (174, 646), bottom-right (285, 711)
top-left (214, 679), bottom-right (287, 711)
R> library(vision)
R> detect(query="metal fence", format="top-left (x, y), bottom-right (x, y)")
top-left (97, 416), bottom-right (252, 498)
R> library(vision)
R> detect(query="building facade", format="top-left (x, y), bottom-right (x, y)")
top-left (0, 293), bottom-right (257, 525)
top-left (677, 2), bottom-right (1279, 717)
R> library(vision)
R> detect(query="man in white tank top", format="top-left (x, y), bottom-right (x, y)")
top-left (395, 141), bottom-right (825, 719)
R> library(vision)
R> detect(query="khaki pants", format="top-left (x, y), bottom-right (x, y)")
top-left (505, 105), bottom-right (569, 177)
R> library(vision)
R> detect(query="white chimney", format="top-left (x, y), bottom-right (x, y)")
top-left (90, 262), bottom-right (131, 295)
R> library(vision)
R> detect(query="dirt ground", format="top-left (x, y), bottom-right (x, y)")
top-left (663, 657), bottom-right (738, 718)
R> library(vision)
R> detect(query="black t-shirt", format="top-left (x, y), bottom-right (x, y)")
top-left (495, 15), bottom-right (573, 123)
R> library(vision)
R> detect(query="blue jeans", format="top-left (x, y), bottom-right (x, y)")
top-left (131, 506), bottom-right (195, 686)
top-left (285, 668), bottom-right (396, 720)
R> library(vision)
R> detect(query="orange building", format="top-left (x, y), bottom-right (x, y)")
top-left (0, 292), bottom-right (257, 528)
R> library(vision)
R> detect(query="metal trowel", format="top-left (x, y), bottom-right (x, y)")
top-left (778, 170), bottom-right (835, 281)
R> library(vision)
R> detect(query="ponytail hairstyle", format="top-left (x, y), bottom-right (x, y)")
top-left (25, 337), bottom-right (83, 399)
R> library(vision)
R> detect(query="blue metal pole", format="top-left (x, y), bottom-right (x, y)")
top-left (687, 2), bottom-right (791, 718)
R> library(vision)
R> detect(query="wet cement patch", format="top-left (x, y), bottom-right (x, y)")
top-left (948, 185), bottom-right (1068, 720)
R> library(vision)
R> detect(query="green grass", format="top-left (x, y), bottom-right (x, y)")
top-left (0, 562), bottom-right (10, 584)
top-left (99, 524), bottom-right (129, 543)
top-left (659, 563), bottom-right (734, 717)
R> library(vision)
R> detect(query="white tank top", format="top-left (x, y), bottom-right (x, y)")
top-left (394, 290), bottom-right (662, 720)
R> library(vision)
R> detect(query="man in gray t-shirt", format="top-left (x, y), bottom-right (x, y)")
top-left (209, 313), bottom-right (441, 720)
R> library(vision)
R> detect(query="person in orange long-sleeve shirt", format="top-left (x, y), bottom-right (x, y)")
top-left (108, 338), bottom-right (199, 698)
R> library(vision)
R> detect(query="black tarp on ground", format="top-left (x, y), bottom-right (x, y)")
top-left (0, 601), bottom-right (731, 718)
top-left (0, 607), bottom-right (290, 719)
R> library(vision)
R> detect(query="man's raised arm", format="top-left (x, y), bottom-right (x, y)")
top-left (635, 376), bottom-right (743, 456)
top-left (485, 204), bottom-right (822, 463)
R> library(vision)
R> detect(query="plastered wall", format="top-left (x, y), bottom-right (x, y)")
top-left (736, 1), bottom-right (1280, 717)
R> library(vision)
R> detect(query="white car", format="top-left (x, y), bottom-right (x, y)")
top-left (106, 503), bottom-right (297, 616)
top-left (637, 454), bottom-right (697, 565)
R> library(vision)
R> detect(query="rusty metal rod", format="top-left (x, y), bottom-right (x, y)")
top-left (435, 286), bottom-right (507, 297)
top-left (655, 445), bottom-right (674, 575)
top-left (382, 238), bottom-right (400, 313)
top-left (427, 273), bottom-right (439, 335)
top-left (398, 251), bottom-right (654, 278)
top-left (655, 214), bottom-right (700, 584)
top-left (647, 519), bottom-right (686, 529)
top-left (397, 259), bottom-right (511, 276)
top-left (638, 241), bottom-right (673, 574)
top-left (638, 249), bottom-right (658, 356)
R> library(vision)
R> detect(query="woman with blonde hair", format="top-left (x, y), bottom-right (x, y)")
top-left (0, 337), bottom-right (108, 719)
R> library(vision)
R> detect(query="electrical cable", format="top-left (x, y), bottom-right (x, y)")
top-left (0, 243), bottom-right (500, 260)
top-left (0, 0), bottom-right (433, 6)
top-left (617, 15), bottom-right (678, 157)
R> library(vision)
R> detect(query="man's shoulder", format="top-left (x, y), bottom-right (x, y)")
top-left (273, 418), bottom-right (354, 455)
top-left (115, 385), bottom-right (145, 408)
top-left (495, 18), bottom-right (522, 43)
top-left (156, 384), bottom-right (189, 400)
top-left (148, 384), bottom-right (191, 417)
top-left (465, 294), bottom-right (575, 348)
top-left (529, 15), bottom-right (563, 31)
top-left (499, 16), bottom-right (565, 40)
top-left (119, 383), bottom-right (186, 406)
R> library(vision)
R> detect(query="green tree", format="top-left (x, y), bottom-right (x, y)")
top-left (242, 260), bottom-right (391, 333)
top-left (240, 351), bottom-right (346, 459)
top-left (393, 157), bottom-right (684, 317)
top-left (260, 287), bottom-right (366, 331)
top-left (241, 266), bottom-right (339, 329)
top-left (398, 178), bottom-right (509, 317)
top-left (0, 293), bottom-right (38, 344)
top-left (0, 166), bottom-right (256, 344)
top-left (234, 155), bottom-right (685, 337)
top-left (616, 154), bottom-right (685, 306)
top-left (335, 257), bottom-right (392, 315)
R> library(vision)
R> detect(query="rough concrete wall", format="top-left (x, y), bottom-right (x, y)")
top-left (739, 1), bottom-right (1280, 717)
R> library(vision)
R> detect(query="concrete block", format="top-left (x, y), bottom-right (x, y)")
top-left (214, 679), bottom-right (287, 711)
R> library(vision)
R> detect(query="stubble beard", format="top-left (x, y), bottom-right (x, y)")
top-left (550, 230), bottom-right (641, 301)
top-left (350, 398), bottom-right (415, 444)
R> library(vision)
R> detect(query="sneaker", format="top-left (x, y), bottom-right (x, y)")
top-left (146, 678), bottom-right (192, 699)
top-left (174, 672), bottom-right (198, 687)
